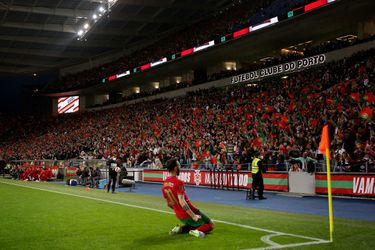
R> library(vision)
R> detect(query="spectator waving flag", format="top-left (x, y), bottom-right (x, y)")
top-left (350, 93), bottom-right (361, 101)
top-left (364, 92), bottom-right (375, 103)
top-left (359, 107), bottom-right (372, 120)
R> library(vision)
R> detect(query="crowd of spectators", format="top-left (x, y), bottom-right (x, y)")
top-left (45, 0), bottom-right (307, 92)
top-left (103, 36), bottom-right (374, 106)
top-left (1, 48), bottom-right (374, 173)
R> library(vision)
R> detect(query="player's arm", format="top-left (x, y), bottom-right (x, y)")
top-left (178, 194), bottom-right (201, 221)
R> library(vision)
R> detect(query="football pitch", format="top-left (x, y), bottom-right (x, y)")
top-left (0, 179), bottom-right (374, 250)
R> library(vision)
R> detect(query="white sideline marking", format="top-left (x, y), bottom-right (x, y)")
top-left (247, 240), bottom-right (331, 250)
top-left (261, 234), bottom-right (282, 247)
top-left (0, 180), bottom-right (174, 215)
top-left (0, 180), bottom-right (331, 249)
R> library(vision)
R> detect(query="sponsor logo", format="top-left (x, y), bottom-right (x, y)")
top-left (194, 170), bottom-right (201, 186)
top-left (204, 173), bottom-right (249, 187)
top-left (353, 177), bottom-right (375, 194)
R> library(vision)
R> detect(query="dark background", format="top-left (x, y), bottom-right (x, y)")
top-left (0, 71), bottom-right (57, 114)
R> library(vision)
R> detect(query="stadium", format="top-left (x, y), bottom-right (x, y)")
top-left (0, 0), bottom-right (374, 249)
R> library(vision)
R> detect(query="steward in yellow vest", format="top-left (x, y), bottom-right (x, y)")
top-left (251, 154), bottom-right (266, 200)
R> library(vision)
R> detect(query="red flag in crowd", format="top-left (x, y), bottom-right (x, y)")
top-left (281, 115), bottom-right (289, 123)
top-left (350, 93), bottom-right (361, 101)
top-left (337, 103), bottom-right (343, 112)
top-left (326, 98), bottom-right (334, 105)
top-left (288, 103), bottom-right (296, 112)
top-left (252, 137), bottom-right (264, 147)
top-left (311, 119), bottom-right (319, 127)
top-left (359, 107), bottom-right (373, 120)
top-left (265, 105), bottom-right (273, 113)
top-left (364, 92), bottom-right (375, 103)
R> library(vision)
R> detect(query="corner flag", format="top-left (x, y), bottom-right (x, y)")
top-left (319, 124), bottom-right (334, 242)
top-left (319, 125), bottom-right (331, 159)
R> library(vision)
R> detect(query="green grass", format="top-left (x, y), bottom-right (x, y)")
top-left (0, 178), bottom-right (374, 250)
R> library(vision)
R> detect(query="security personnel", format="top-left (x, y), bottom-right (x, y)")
top-left (107, 158), bottom-right (118, 193)
top-left (251, 152), bottom-right (266, 200)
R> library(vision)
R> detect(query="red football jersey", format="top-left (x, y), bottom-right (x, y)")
top-left (162, 176), bottom-right (197, 219)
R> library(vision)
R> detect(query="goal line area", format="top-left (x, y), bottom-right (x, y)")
top-left (0, 180), bottom-right (330, 250)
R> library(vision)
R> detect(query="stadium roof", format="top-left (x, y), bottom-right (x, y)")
top-left (0, 0), bottom-right (232, 75)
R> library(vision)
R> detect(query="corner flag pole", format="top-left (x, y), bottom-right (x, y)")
top-left (326, 147), bottom-right (334, 242)
top-left (319, 125), bottom-right (334, 242)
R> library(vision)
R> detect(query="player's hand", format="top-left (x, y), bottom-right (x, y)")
top-left (193, 214), bottom-right (201, 221)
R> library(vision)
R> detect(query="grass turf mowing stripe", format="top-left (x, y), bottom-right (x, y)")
top-left (0, 180), bottom-right (330, 249)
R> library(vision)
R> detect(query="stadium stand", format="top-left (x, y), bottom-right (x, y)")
top-left (45, 0), bottom-right (306, 92)
top-left (115, 36), bottom-right (374, 104)
top-left (1, 48), bottom-right (374, 174)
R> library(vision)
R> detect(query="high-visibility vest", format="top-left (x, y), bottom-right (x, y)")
top-left (251, 158), bottom-right (261, 174)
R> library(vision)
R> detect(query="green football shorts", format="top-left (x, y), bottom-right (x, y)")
top-left (179, 210), bottom-right (212, 227)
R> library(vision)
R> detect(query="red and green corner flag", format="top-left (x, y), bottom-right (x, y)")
top-left (319, 124), bottom-right (334, 242)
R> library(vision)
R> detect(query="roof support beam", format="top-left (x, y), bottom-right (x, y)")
top-left (91, 26), bottom-right (156, 37)
top-left (0, 57), bottom-right (56, 67)
top-left (0, 35), bottom-right (70, 45)
top-left (109, 12), bottom-right (192, 24)
top-left (116, 0), bottom-right (215, 10)
top-left (0, 35), bottom-right (123, 48)
top-left (0, 65), bottom-right (36, 74)
top-left (1, 22), bottom-right (155, 36)
top-left (1, 22), bottom-right (76, 33)
top-left (0, 47), bottom-right (83, 58)
top-left (0, 4), bottom-right (194, 24)
top-left (0, 1), bottom-right (215, 18)
top-left (0, 5), bottom-right (92, 18)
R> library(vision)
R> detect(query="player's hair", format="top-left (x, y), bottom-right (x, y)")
top-left (166, 158), bottom-right (178, 171)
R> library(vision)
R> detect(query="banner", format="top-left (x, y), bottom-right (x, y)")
top-left (66, 167), bottom-right (78, 177)
top-left (250, 17), bottom-right (278, 32)
top-left (116, 70), bottom-right (130, 79)
top-left (151, 57), bottom-right (167, 67)
top-left (231, 54), bottom-right (326, 84)
top-left (316, 174), bottom-right (375, 197)
top-left (143, 169), bottom-right (288, 191)
top-left (194, 40), bottom-right (215, 52)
